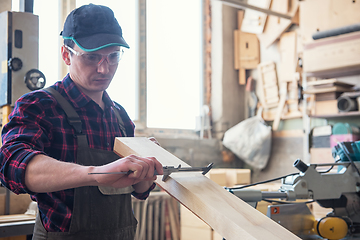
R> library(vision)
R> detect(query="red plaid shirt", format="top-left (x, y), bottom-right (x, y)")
top-left (0, 74), bottom-right (155, 232)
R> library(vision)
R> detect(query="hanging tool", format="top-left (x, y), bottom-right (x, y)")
top-left (89, 163), bottom-right (214, 181)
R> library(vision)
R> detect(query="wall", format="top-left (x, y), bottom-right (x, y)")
top-left (157, 137), bottom-right (245, 169)
top-left (211, 1), bottom-right (246, 140)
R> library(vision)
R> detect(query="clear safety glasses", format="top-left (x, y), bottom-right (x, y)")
top-left (65, 45), bottom-right (124, 66)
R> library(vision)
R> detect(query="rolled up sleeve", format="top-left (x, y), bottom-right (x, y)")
top-left (0, 93), bottom-right (51, 195)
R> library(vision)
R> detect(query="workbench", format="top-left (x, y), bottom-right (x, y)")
top-left (0, 214), bottom-right (35, 238)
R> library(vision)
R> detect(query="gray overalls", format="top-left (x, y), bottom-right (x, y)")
top-left (32, 87), bottom-right (137, 240)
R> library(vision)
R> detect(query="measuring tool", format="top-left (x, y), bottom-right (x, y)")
top-left (89, 163), bottom-right (214, 181)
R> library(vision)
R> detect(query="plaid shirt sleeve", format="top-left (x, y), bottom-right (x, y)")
top-left (132, 182), bottom-right (156, 200)
top-left (0, 91), bottom-right (53, 194)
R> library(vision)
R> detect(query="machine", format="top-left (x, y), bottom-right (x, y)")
top-left (0, 10), bottom-right (45, 108)
top-left (226, 141), bottom-right (360, 240)
top-left (0, 9), bottom-right (44, 238)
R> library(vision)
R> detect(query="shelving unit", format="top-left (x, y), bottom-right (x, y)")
top-left (302, 80), bottom-right (360, 163)
top-left (301, 28), bottom-right (360, 163)
top-left (310, 112), bottom-right (360, 119)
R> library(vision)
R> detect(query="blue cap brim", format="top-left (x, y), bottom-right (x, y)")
top-left (63, 33), bottom-right (129, 52)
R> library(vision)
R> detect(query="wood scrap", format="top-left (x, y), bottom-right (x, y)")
top-left (257, 0), bottom-right (299, 48)
top-left (299, 0), bottom-right (360, 44)
top-left (302, 32), bottom-right (360, 77)
top-left (114, 137), bottom-right (300, 240)
top-left (278, 31), bottom-right (297, 82)
top-left (241, 0), bottom-right (271, 34)
top-left (0, 214), bottom-right (35, 223)
top-left (273, 31), bottom-right (302, 122)
top-left (234, 10), bottom-right (260, 85)
top-left (304, 86), bottom-right (354, 95)
top-left (272, 82), bottom-right (287, 131)
top-left (147, 200), bottom-right (153, 240)
top-left (306, 79), bottom-right (354, 89)
top-left (239, 32), bottom-right (260, 69)
top-left (257, 62), bottom-right (279, 109)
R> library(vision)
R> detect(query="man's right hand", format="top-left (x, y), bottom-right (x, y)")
top-left (89, 154), bottom-right (163, 191)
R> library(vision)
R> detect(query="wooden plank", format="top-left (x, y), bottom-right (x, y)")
top-left (153, 199), bottom-right (160, 240)
top-left (272, 83), bottom-right (288, 131)
top-left (234, 30), bottom-right (240, 70)
top-left (0, 214), bottom-right (35, 224)
top-left (241, 0), bottom-right (271, 34)
top-left (303, 86), bottom-right (354, 94)
top-left (303, 32), bottom-right (360, 76)
top-left (257, 0), bottom-right (299, 48)
top-left (147, 200), bottom-right (153, 240)
top-left (237, 10), bottom-right (244, 29)
top-left (299, 0), bottom-right (360, 44)
top-left (239, 68), bottom-right (246, 85)
top-left (258, 62), bottom-right (279, 109)
top-left (278, 31), bottom-right (297, 82)
top-left (306, 78), bottom-right (354, 88)
top-left (114, 137), bottom-right (300, 240)
top-left (239, 32), bottom-right (260, 69)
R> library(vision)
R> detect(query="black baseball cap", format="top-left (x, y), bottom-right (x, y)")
top-left (60, 4), bottom-right (129, 52)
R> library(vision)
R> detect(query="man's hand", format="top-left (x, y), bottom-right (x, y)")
top-left (89, 154), bottom-right (163, 192)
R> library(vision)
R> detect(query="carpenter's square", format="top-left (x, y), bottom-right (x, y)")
top-left (88, 163), bottom-right (214, 181)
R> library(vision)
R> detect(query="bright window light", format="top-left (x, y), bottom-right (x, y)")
top-left (77, 0), bottom-right (137, 120)
top-left (33, 0), bottom-right (203, 130)
top-left (33, 1), bottom-right (59, 90)
top-left (35, 0), bottom-right (137, 120)
top-left (146, 0), bottom-right (203, 129)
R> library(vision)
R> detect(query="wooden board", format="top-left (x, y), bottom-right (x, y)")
top-left (303, 32), bottom-right (360, 77)
top-left (0, 214), bottom-right (35, 224)
top-left (257, 0), bottom-right (299, 48)
top-left (257, 62), bottom-right (279, 109)
top-left (239, 32), bottom-right (260, 69)
top-left (241, 0), bottom-right (271, 34)
top-left (307, 78), bottom-right (354, 88)
top-left (114, 137), bottom-right (300, 240)
top-left (303, 86), bottom-right (354, 95)
top-left (278, 31), bottom-right (297, 82)
top-left (299, 0), bottom-right (360, 44)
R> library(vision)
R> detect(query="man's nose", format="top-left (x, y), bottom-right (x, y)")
top-left (97, 57), bottom-right (110, 73)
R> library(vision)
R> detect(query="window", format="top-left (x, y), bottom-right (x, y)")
top-left (33, 0), bottom-right (59, 91)
top-left (32, 0), bottom-right (203, 131)
top-left (146, 0), bottom-right (203, 129)
top-left (76, 0), bottom-right (137, 120)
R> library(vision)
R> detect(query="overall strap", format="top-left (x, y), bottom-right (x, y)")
top-left (44, 87), bottom-right (127, 141)
top-left (44, 87), bottom-right (83, 135)
top-left (43, 87), bottom-right (88, 148)
top-left (111, 106), bottom-right (127, 137)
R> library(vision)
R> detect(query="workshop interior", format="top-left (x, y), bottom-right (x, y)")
top-left (0, 0), bottom-right (360, 239)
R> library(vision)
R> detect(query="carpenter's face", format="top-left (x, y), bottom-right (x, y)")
top-left (65, 44), bottom-right (120, 96)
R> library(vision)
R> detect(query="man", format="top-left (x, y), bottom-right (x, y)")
top-left (0, 4), bottom-right (163, 240)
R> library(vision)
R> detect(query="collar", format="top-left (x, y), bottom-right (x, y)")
top-left (61, 74), bottom-right (115, 109)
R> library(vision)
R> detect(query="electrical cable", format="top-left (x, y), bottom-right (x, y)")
top-left (262, 199), bottom-right (315, 205)
top-left (228, 172), bottom-right (299, 190)
top-left (317, 159), bottom-right (342, 174)
top-left (339, 142), bottom-right (360, 177)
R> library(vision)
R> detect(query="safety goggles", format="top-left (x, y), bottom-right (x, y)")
top-left (65, 45), bottom-right (124, 66)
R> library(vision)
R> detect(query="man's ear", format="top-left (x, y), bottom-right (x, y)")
top-left (61, 45), bottom-right (71, 65)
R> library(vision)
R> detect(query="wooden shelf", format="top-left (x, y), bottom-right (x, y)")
top-left (310, 111), bottom-right (360, 119)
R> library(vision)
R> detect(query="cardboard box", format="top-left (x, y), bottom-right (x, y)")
top-left (181, 226), bottom-right (212, 240)
top-left (181, 205), bottom-right (221, 240)
top-left (310, 148), bottom-right (333, 164)
top-left (303, 32), bottom-right (360, 77)
top-left (315, 100), bottom-right (338, 116)
top-left (330, 134), bottom-right (360, 148)
top-left (206, 168), bottom-right (251, 187)
top-left (0, 191), bottom-right (33, 215)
